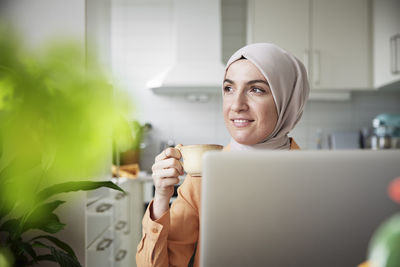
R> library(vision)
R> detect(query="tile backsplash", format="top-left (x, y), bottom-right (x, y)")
top-left (111, 0), bottom-right (400, 171)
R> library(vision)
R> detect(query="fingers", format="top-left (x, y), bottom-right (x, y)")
top-left (155, 177), bottom-right (180, 188)
top-left (155, 147), bottom-right (182, 162)
top-left (152, 146), bottom-right (184, 199)
top-left (152, 157), bottom-right (184, 175)
top-left (152, 168), bottom-right (181, 180)
top-left (152, 169), bottom-right (181, 192)
top-left (175, 144), bottom-right (183, 150)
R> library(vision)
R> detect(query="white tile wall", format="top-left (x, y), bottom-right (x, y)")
top-left (111, 0), bottom-right (400, 171)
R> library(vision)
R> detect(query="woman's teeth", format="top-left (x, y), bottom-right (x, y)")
top-left (232, 119), bottom-right (253, 127)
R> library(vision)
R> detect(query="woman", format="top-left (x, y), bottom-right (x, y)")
top-left (136, 43), bottom-right (310, 267)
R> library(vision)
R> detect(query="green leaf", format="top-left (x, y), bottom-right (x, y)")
top-left (37, 181), bottom-right (124, 202)
top-left (0, 213), bottom-right (65, 236)
top-left (0, 160), bottom-right (18, 221)
top-left (50, 247), bottom-right (82, 267)
top-left (31, 235), bottom-right (77, 259)
top-left (15, 240), bottom-right (37, 261)
top-left (32, 241), bottom-right (50, 249)
top-left (0, 218), bottom-right (18, 233)
top-left (36, 213), bottom-right (65, 234)
top-left (35, 254), bottom-right (56, 263)
top-left (21, 200), bottom-right (66, 234)
top-left (32, 200), bottom-right (66, 215)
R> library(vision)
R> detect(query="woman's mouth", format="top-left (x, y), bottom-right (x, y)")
top-left (231, 119), bottom-right (254, 127)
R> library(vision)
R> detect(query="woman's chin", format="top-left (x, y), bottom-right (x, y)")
top-left (232, 136), bottom-right (256, 146)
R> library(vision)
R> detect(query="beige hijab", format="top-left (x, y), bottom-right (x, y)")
top-left (225, 43), bottom-right (310, 150)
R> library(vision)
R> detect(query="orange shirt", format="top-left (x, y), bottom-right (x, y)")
top-left (136, 139), bottom-right (300, 267)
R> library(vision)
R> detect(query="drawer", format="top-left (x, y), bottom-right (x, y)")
top-left (87, 199), bottom-right (115, 246)
top-left (87, 230), bottom-right (114, 267)
top-left (113, 235), bottom-right (131, 267)
top-left (113, 191), bottom-right (130, 224)
top-left (113, 220), bottom-right (128, 254)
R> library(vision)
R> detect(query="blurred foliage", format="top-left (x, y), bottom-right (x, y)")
top-left (0, 246), bottom-right (14, 267)
top-left (368, 213), bottom-right (400, 267)
top-left (0, 26), bottom-right (132, 266)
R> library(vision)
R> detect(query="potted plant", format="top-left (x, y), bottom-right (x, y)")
top-left (0, 27), bottom-right (133, 266)
top-left (117, 121), bottom-right (152, 166)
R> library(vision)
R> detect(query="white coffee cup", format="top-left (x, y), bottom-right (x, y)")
top-left (176, 144), bottom-right (223, 177)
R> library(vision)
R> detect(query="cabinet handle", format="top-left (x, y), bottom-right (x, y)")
top-left (96, 203), bottom-right (112, 213)
top-left (96, 238), bottom-right (113, 251)
top-left (115, 249), bottom-right (127, 261)
top-left (115, 220), bottom-right (127, 231)
top-left (303, 50), bottom-right (310, 76)
top-left (391, 34), bottom-right (400, 75)
top-left (313, 50), bottom-right (321, 86)
top-left (115, 192), bottom-right (126, 200)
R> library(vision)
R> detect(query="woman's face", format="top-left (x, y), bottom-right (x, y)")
top-left (223, 59), bottom-right (278, 145)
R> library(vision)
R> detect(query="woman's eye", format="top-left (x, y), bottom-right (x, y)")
top-left (223, 86), bottom-right (233, 93)
top-left (251, 87), bottom-right (266, 94)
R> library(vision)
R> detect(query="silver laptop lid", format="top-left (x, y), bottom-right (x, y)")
top-left (200, 150), bottom-right (400, 267)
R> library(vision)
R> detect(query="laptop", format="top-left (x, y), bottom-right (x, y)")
top-left (200, 150), bottom-right (400, 267)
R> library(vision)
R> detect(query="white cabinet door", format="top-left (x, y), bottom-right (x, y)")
top-left (373, 0), bottom-right (400, 88)
top-left (248, 0), bottom-right (372, 91)
top-left (312, 0), bottom-right (371, 90)
top-left (248, 0), bottom-right (310, 72)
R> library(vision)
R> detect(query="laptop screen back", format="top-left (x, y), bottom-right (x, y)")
top-left (200, 150), bottom-right (400, 267)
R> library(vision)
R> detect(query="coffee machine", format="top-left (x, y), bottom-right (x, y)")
top-left (368, 114), bottom-right (400, 149)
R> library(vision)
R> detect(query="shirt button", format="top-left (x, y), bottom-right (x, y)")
top-left (152, 228), bottom-right (158, 234)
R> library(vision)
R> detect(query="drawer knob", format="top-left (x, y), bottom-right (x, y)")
top-left (96, 238), bottom-right (113, 251)
top-left (115, 249), bottom-right (127, 261)
top-left (115, 192), bottom-right (126, 200)
top-left (96, 203), bottom-right (112, 213)
top-left (115, 221), bottom-right (127, 231)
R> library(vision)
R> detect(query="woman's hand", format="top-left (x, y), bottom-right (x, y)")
top-left (150, 146), bottom-right (184, 220)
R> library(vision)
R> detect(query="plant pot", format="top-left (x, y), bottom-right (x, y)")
top-left (120, 149), bottom-right (140, 165)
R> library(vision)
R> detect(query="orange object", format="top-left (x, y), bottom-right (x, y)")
top-left (388, 176), bottom-right (400, 204)
top-left (112, 163), bottom-right (139, 179)
top-left (358, 261), bottom-right (370, 267)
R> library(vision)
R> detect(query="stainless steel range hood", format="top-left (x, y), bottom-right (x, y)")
top-left (146, 0), bottom-right (225, 94)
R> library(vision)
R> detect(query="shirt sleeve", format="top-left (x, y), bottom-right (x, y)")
top-left (136, 175), bottom-right (199, 267)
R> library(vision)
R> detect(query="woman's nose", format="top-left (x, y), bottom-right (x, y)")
top-left (231, 92), bottom-right (248, 112)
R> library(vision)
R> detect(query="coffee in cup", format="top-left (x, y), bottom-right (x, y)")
top-left (176, 144), bottom-right (223, 177)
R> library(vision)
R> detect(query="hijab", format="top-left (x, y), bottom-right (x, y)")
top-left (225, 43), bottom-right (310, 150)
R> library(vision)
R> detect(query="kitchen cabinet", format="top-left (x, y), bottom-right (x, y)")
top-left (373, 0), bottom-right (400, 89)
top-left (86, 179), bottom-right (134, 267)
top-left (248, 0), bottom-right (372, 91)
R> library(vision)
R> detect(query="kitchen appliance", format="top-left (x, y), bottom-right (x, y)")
top-left (146, 0), bottom-right (225, 94)
top-left (369, 113), bottom-right (400, 149)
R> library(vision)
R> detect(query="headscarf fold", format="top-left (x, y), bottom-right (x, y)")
top-left (225, 43), bottom-right (310, 150)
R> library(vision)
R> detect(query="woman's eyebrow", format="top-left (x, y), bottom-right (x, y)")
top-left (246, 79), bottom-right (269, 86)
top-left (223, 78), bottom-right (234, 84)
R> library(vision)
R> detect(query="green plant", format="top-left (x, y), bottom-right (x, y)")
top-left (0, 181), bottom-right (123, 266)
top-left (366, 178), bottom-right (400, 267)
top-left (0, 26), bottom-right (133, 266)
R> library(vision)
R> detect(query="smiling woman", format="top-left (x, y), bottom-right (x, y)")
top-left (223, 59), bottom-right (278, 145)
top-left (224, 43), bottom-right (310, 151)
top-left (136, 43), bottom-right (310, 267)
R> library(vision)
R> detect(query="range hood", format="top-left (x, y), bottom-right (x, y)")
top-left (146, 0), bottom-right (225, 94)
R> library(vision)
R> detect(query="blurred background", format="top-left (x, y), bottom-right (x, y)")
top-left (0, 0), bottom-right (399, 266)
top-left (2, 0), bottom-right (400, 171)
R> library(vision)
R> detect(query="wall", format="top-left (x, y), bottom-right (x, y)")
top-left (111, 0), bottom-right (400, 172)
top-left (1, 0), bottom-right (85, 48)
